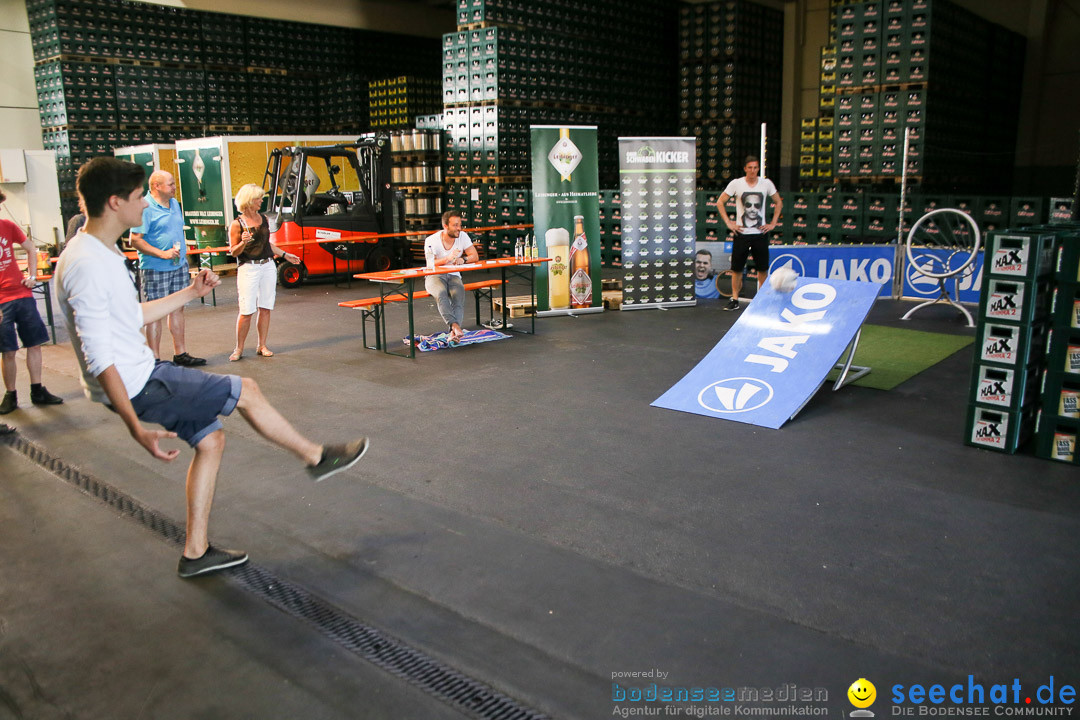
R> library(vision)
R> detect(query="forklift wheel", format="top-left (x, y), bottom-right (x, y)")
top-left (364, 247), bottom-right (393, 273)
top-left (278, 262), bottom-right (305, 288)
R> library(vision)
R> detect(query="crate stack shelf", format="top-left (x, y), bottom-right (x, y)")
top-left (27, 0), bottom-right (438, 223)
top-left (389, 129), bottom-right (447, 262)
top-left (676, 0), bottom-right (783, 190)
top-left (1034, 227), bottom-right (1080, 464)
top-left (369, 76), bottom-right (442, 131)
top-left (965, 230), bottom-right (1058, 454)
top-left (442, 0), bottom-right (676, 258)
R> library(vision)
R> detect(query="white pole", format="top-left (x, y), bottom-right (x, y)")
top-left (759, 122), bottom-right (767, 177)
top-left (894, 125), bottom-right (912, 299)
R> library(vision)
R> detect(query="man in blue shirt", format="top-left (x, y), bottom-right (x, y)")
top-left (130, 170), bottom-right (205, 366)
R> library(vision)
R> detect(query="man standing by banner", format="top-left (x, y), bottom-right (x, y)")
top-left (717, 155), bottom-right (782, 311)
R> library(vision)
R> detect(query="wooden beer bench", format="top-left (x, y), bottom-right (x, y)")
top-left (338, 278), bottom-right (506, 350)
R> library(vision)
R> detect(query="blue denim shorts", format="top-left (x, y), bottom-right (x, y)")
top-left (0, 296), bottom-right (50, 353)
top-left (128, 361), bottom-right (242, 447)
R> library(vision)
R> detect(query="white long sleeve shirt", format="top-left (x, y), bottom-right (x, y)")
top-left (55, 232), bottom-right (155, 404)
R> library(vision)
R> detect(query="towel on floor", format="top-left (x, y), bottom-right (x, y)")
top-left (405, 328), bottom-right (511, 352)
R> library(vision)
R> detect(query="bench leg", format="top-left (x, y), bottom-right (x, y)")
top-left (474, 287), bottom-right (497, 327)
top-left (362, 305), bottom-right (382, 350)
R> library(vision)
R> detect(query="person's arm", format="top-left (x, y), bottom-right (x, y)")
top-left (228, 220), bottom-right (248, 258)
top-left (717, 192), bottom-right (739, 233)
top-left (141, 268), bottom-right (221, 325)
top-left (764, 192), bottom-right (783, 233)
top-left (267, 218), bottom-right (300, 265)
top-left (463, 239), bottom-right (479, 264)
top-left (130, 232), bottom-right (179, 260)
top-left (96, 365), bottom-right (180, 461)
top-left (19, 236), bottom-right (38, 287)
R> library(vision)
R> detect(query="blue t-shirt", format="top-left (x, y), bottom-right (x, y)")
top-left (695, 276), bottom-right (720, 299)
top-left (132, 195), bottom-right (186, 271)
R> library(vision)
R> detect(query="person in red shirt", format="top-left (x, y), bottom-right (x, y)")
top-left (0, 188), bottom-right (64, 414)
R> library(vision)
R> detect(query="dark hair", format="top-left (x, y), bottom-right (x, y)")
top-left (77, 157), bottom-right (145, 217)
top-left (744, 155), bottom-right (760, 167)
top-left (695, 248), bottom-right (712, 259)
top-left (0, 188), bottom-right (5, 204)
top-left (441, 209), bottom-right (462, 227)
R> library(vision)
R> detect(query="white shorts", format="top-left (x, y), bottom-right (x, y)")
top-left (236, 260), bottom-right (277, 315)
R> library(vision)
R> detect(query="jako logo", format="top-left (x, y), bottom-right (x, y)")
top-left (769, 254), bottom-right (807, 277)
top-left (698, 378), bottom-right (774, 413)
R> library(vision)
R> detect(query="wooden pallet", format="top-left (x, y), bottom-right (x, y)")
top-left (492, 294), bottom-right (535, 318)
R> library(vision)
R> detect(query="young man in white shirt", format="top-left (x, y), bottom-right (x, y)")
top-left (423, 210), bottom-right (478, 342)
top-left (716, 155), bottom-right (783, 311)
top-left (55, 157), bottom-right (369, 578)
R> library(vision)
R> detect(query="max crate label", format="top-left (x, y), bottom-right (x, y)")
top-left (978, 323), bottom-right (1044, 366)
top-left (975, 365), bottom-right (1030, 408)
top-left (988, 233), bottom-right (1054, 278)
top-left (985, 279), bottom-right (1029, 321)
top-left (969, 408), bottom-right (1013, 450)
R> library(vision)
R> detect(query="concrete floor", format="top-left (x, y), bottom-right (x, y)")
top-left (1, 274), bottom-right (1078, 720)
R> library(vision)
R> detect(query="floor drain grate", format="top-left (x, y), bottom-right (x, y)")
top-left (4, 434), bottom-right (549, 720)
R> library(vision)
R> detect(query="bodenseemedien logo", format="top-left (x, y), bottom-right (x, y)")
top-left (848, 678), bottom-right (877, 718)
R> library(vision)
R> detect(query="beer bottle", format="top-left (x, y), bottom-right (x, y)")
top-left (529, 234), bottom-right (538, 260)
top-left (569, 215), bottom-right (591, 308)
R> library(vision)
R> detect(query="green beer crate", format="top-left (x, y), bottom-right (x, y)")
top-left (965, 404), bottom-right (1036, 454)
top-left (976, 320), bottom-right (1049, 368)
top-left (980, 277), bottom-right (1052, 326)
top-left (969, 361), bottom-right (1042, 412)
top-left (1033, 411), bottom-right (1079, 464)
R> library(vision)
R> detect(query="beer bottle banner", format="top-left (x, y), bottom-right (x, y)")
top-left (530, 126), bottom-right (603, 315)
top-left (618, 136), bottom-right (699, 310)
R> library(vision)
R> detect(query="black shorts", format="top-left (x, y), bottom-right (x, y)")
top-left (730, 234), bottom-right (769, 274)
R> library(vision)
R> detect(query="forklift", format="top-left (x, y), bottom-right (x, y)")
top-left (262, 134), bottom-right (407, 287)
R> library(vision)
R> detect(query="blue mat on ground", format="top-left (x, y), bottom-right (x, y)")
top-left (405, 328), bottom-right (511, 352)
top-left (652, 277), bottom-right (882, 429)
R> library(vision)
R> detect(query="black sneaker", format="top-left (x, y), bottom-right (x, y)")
top-left (173, 352), bottom-right (207, 367)
top-left (307, 438), bottom-right (370, 482)
top-left (0, 391), bottom-right (15, 415)
top-left (177, 545), bottom-right (249, 578)
top-left (0, 422), bottom-right (15, 436)
top-left (30, 386), bottom-right (64, 405)
top-left (723, 298), bottom-right (741, 311)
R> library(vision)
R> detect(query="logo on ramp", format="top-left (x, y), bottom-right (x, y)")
top-left (698, 378), bottom-right (774, 414)
top-left (769, 254), bottom-right (806, 277)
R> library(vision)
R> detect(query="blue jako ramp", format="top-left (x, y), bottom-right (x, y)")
top-left (652, 277), bottom-right (883, 429)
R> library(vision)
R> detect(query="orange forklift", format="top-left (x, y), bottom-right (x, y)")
top-left (263, 134), bottom-right (407, 287)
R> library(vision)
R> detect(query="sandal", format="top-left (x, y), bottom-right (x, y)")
top-left (256, 346), bottom-right (274, 357)
top-left (229, 349), bottom-right (243, 362)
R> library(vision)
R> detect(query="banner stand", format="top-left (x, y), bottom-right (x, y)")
top-left (535, 307), bottom-right (604, 318)
top-left (621, 300), bottom-right (696, 312)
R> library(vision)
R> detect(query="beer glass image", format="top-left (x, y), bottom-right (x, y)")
top-left (546, 227), bottom-right (571, 309)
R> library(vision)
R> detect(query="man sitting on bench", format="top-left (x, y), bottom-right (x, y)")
top-left (423, 210), bottom-right (478, 342)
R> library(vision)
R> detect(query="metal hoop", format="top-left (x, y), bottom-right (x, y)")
top-left (905, 208), bottom-right (981, 279)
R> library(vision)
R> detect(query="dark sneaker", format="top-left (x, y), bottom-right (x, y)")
top-left (30, 386), bottom-right (64, 405)
top-left (0, 392), bottom-right (16, 415)
top-left (307, 438), bottom-right (369, 482)
top-left (723, 298), bottom-right (741, 311)
top-left (0, 422), bottom-right (15, 436)
top-left (173, 352), bottom-right (207, 367)
top-left (177, 545), bottom-right (249, 578)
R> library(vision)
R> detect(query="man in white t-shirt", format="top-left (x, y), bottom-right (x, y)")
top-left (55, 157), bottom-right (369, 579)
top-left (717, 155), bottom-right (783, 311)
top-left (423, 210), bottom-right (478, 341)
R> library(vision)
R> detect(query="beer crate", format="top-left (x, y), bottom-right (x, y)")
top-left (1045, 326), bottom-right (1080, 376)
top-left (976, 320), bottom-right (1048, 368)
top-left (1055, 231), bottom-right (1080, 284)
top-left (965, 404), bottom-right (1036, 454)
top-left (969, 361), bottom-right (1042, 412)
top-left (1041, 371), bottom-right (1080, 420)
top-left (1010, 197), bottom-right (1045, 227)
top-left (1033, 413), bottom-right (1080, 464)
top-left (1049, 198), bottom-right (1075, 224)
top-left (980, 277), bottom-right (1052, 325)
top-left (1050, 284), bottom-right (1080, 331)
top-left (983, 231), bottom-right (1056, 284)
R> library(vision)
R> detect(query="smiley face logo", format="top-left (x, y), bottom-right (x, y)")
top-left (848, 678), bottom-right (876, 709)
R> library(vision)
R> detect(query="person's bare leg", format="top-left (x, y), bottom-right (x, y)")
top-left (168, 307), bottom-right (186, 356)
top-left (1, 351), bottom-right (16, 391)
top-left (235, 377), bottom-right (321, 465)
top-left (730, 270), bottom-right (743, 301)
top-left (182, 429), bottom-right (224, 559)
top-left (145, 318), bottom-right (163, 359)
top-left (231, 313), bottom-right (253, 361)
top-left (757, 270), bottom-right (768, 290)
top-left (256, 308), bottom-right (272, 355)
top-left (26, 345), bottom-right (43, 384)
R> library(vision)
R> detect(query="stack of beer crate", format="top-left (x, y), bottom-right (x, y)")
top-left (1034, 229), bottom-right (1080, 464)
top-left (966, 230), bottom-right (1056, 453)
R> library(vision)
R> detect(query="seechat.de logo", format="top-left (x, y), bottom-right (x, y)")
top-left (698, 378), bottom-right (774, 414)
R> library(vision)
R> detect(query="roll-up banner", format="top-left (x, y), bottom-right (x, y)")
top-left (618, 137), bottom-right (698, 310)
top-left (530, 126), bottom-right (603, 316)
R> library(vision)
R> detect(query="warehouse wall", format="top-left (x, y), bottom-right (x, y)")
top-left (782, 0), bottom-right (1079, 195)
top-left (1, 0), bottom-right (45, 151)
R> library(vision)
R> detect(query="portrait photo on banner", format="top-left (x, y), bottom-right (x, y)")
top-left (693, 241), bottom-right (730, 300)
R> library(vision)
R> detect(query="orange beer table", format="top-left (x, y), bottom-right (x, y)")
top-left (355, 257), bottom-right (550, 359)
